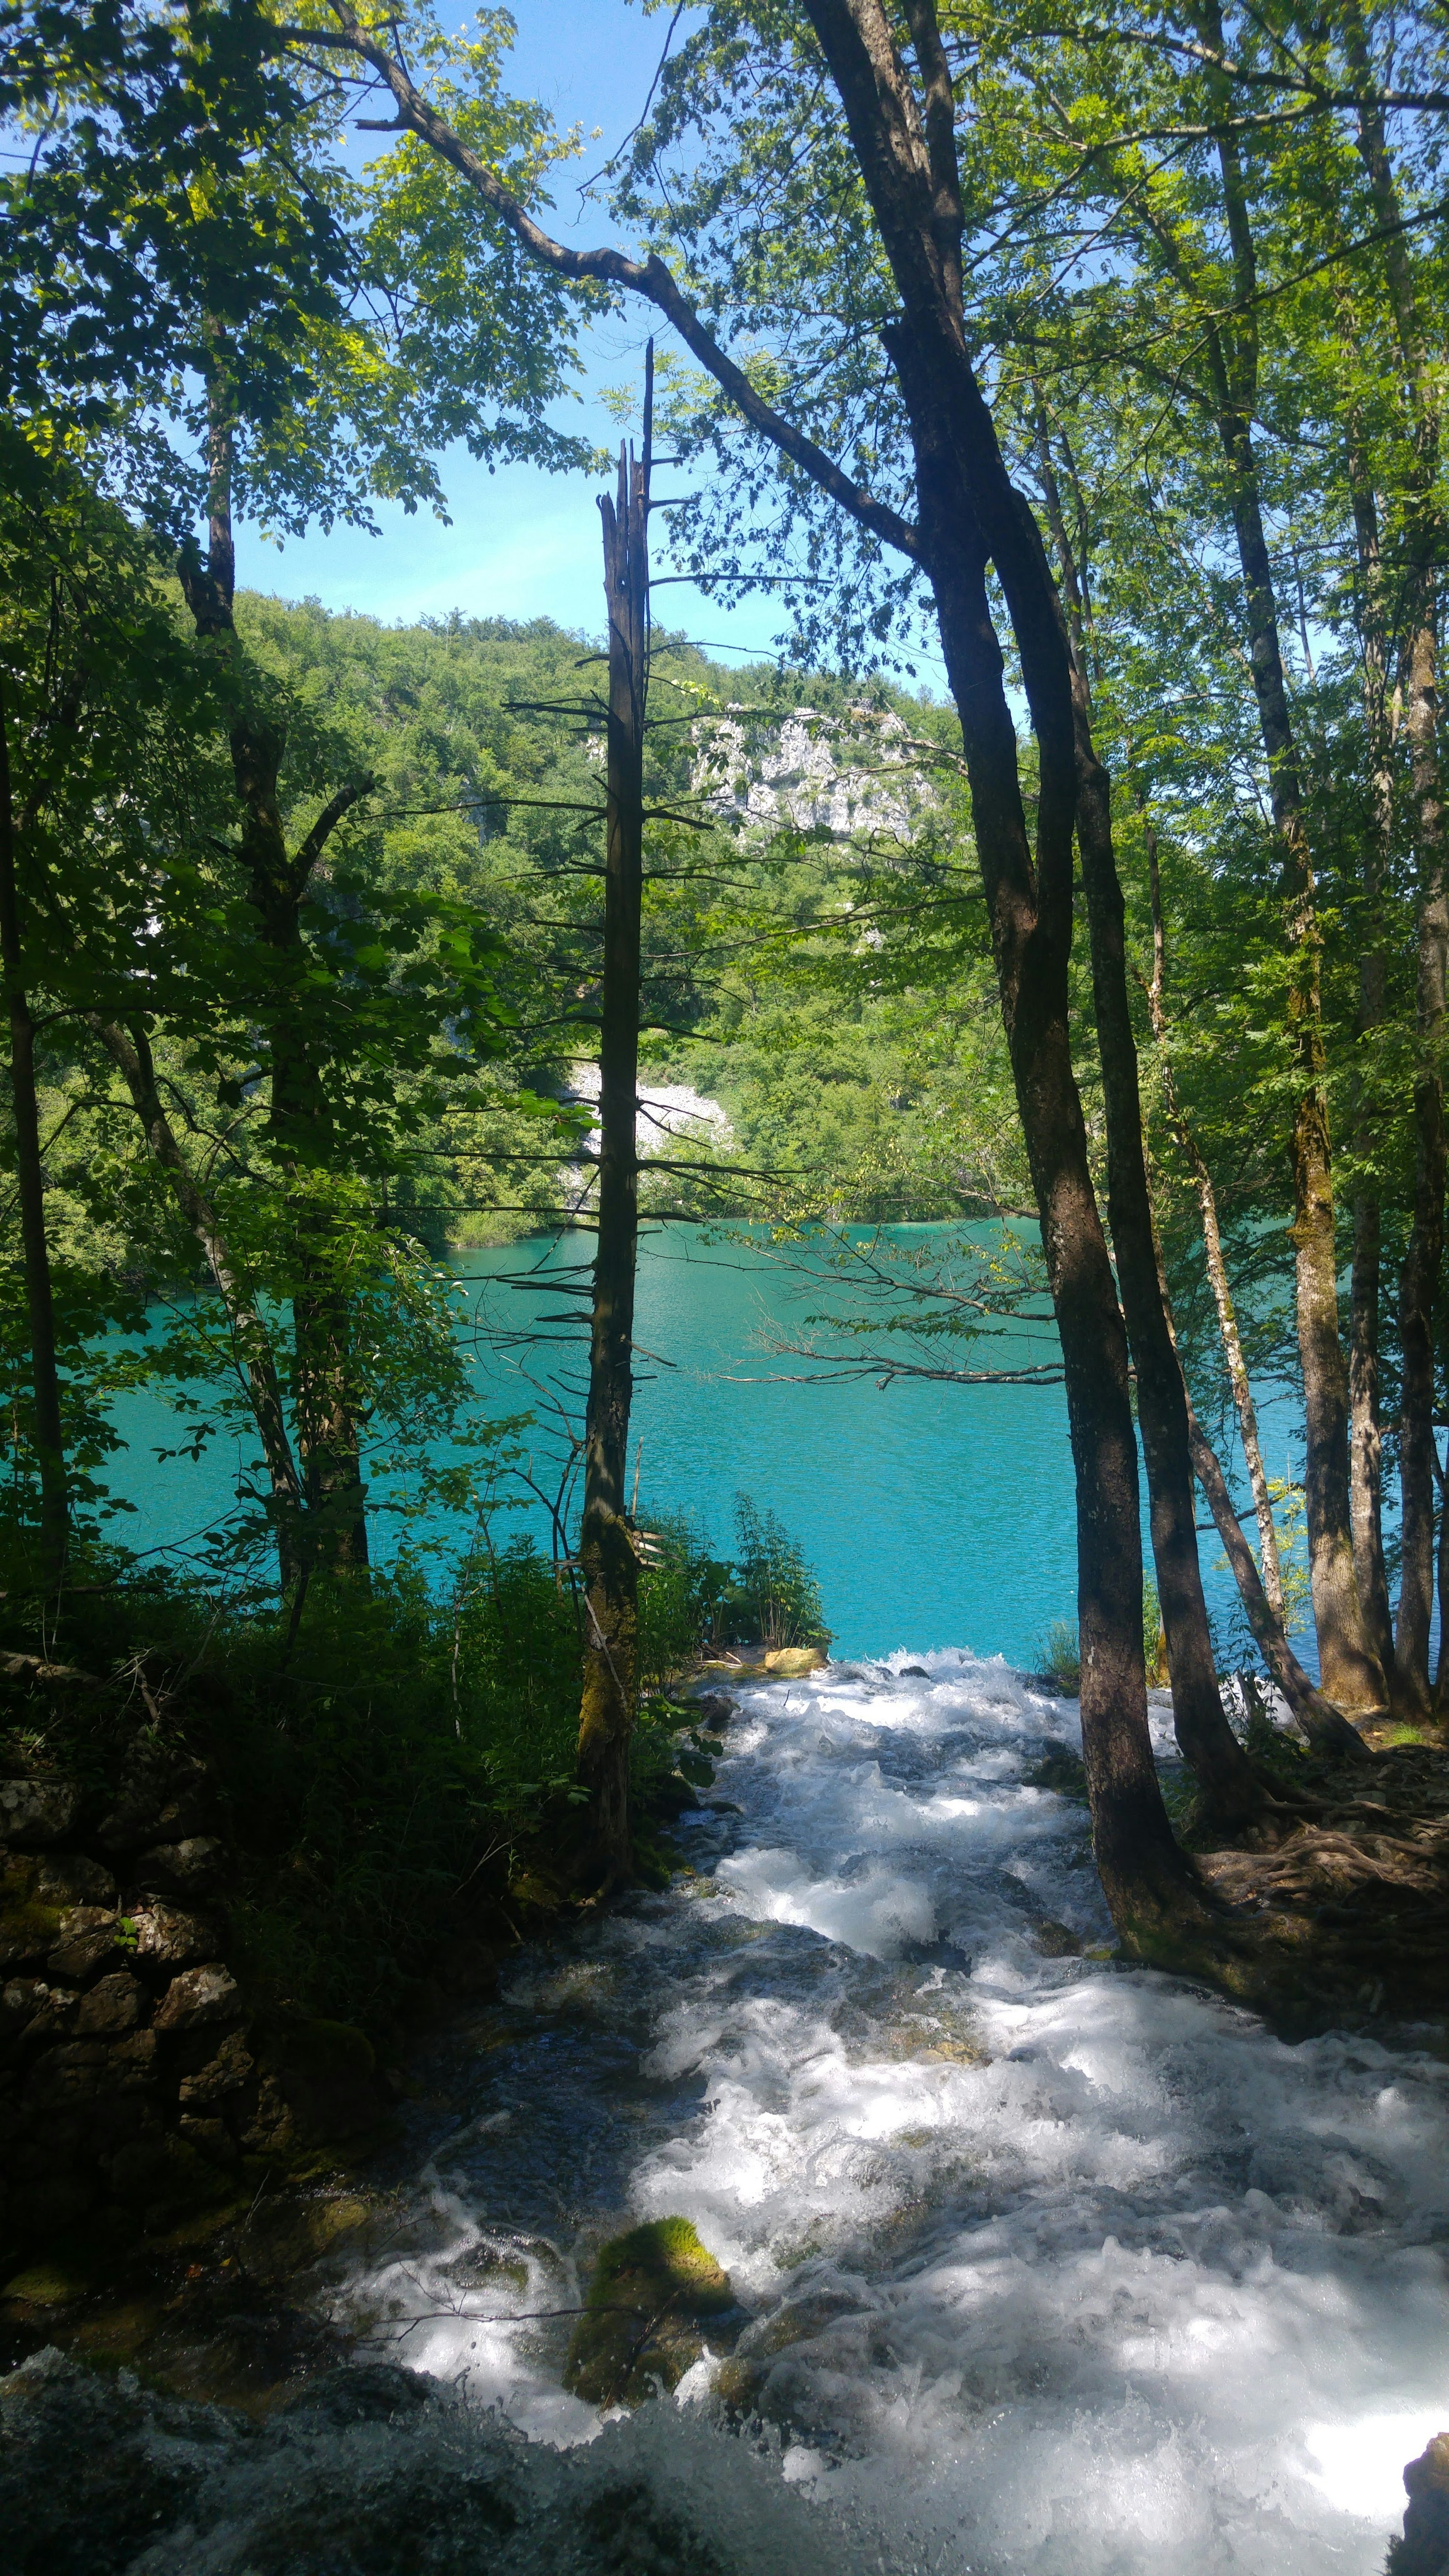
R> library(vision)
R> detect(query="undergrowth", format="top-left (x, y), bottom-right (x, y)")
top-left (0, 1496), bottom-right (821, 2039)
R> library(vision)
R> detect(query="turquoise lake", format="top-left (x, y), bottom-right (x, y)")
top-left (102, 1225), bottom-right (1297, 1668)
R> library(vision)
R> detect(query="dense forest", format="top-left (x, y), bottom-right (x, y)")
top-left (3, 5), bottom-right (1449, 2571)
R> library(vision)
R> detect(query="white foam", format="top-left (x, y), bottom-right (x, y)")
top-left (334, 1653), bottom-right (1449, 2573)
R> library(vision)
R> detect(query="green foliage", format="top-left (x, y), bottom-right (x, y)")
top-left (1036, 1618), bottom-right (1082, 1696)
top-left (728, 1492), bottom-right (831, 1649)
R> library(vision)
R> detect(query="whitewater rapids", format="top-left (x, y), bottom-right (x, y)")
top-left (9, 1651), bottom-right (1449, 2572)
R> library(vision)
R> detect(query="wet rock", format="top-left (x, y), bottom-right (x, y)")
top-left (135, 1836), bottom-right (226, 1898)
top-left (153, 1961), bottom-right (242, 2034)
top-left (1392, 2430), bottom-right (1449, 2574)
top-left (0, 1780), bottom-right (81, 1849)
top-left (1031, 1917), bottom-right (1083, 1957)
top-left (74, 1971), bottom-right (146, 2037)
top-left (1023, 1745), bottom-right (1090, 1799)
top-left (276, 2361), bottom-right (434, 2427)
top-left (691, 1692), bottom-right (739, 1728)
top-left (564, 2215), bottom-right (734, 2406)
top-left (45, 1906), bottom-right (120, 1984)
top-left (131, 1899), bottom-right (221, 1970)
top-left (898, 1665), bottom-right (931, 1678)
top-left (178, 2027), bottom-right (255, 2106)
top-left (763, 1646), bottom-right (826, 1678)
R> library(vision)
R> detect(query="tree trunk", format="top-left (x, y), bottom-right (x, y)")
top-left (93, 1017), bottom-right (306, 1590)
top-left (1184, 1392), bottom-right (1369, 1759)
top-left (575, 415), bottom-right (649, 1884)
top-left (177, 377), bottom-right (369, 1574)
top-left (1178, 40), bottom-right (1386, 1711)
top-left (1340, 0), bottom-right (1447, 1720)
top-left (1030, 434), bottom-right (1259, 1822)
top-left (0, 681), bottom-right (67, 1574)
top-left (1341, 417), bottom-right (1399, 1680)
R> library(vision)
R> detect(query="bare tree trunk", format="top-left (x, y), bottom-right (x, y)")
top-left (0, 681), bottom-right (66, 1575)
top-left (92, 1015), bottom-right (306, 1590)
top-left (575, 400), bottom-right (650, 1884)
top-left (1032, 419), bottom-right (1259, 1822)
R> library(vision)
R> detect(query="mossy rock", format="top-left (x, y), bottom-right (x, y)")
top-left (564, 2216), bottom-right (732, 2406)
top-left (762, 1647), bottom-right (826, 1678)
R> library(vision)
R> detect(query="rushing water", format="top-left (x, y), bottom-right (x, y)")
top-left (10, 1653), bottom-right (1445, 2572)
top-left (102, 1227), bottom-right (1295, 1666)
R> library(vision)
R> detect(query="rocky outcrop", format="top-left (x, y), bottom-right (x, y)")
top-left (0, 1749), bottom-right (392, 2271)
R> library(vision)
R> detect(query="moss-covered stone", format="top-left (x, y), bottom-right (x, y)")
top-left (563, 2216), bottom-right (733, 2406)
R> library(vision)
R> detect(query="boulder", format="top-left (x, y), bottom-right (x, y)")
top-left (153, 1962), bottom-right (242, 2034)
top-left (46, 1908), bottom-right (120, 1984)
top-left (129, 1902), bottom-right (220, 1970)
top-left (563, 2216), bottom-right (734, 2406)
top-left (75, 1973), bottom-right (146, 2037)
top-left (0, 1780), bottom-right (82, 1849)
top-left (762, 1646), bottom-right (826, 1678)
top-left (135, 1838), bottom-right (225, 1898)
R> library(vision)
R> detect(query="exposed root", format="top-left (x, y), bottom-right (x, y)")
top-left (1149, 1744), bottom-right (1449, 2020)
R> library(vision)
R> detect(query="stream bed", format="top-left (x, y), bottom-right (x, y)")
top-left (7, 1652), bottom-right (1449, 2572)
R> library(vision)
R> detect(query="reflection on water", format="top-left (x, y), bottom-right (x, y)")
top-left (14, 1653), bottom-right (1440, 2574)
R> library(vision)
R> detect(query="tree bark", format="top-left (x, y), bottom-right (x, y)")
top-left (91, 1015), bottom-right (306, 1590)
top-left (800, 0), bottom-right (1206, 1939)
top-left (1184, 1393), bottom-right (1369, 1759)
top-left (0, 681), bottom-right (67, 1574)
top-left (575, 417), bottom-right (649, 1884)
top-left (1339, 3), bottom-right (1447, 1718)
top-left (177, 377), bottom-right (370, 1573)
top-left (1031, 428), bottom-right (1259, 1822)
top-left (1175, 14), bottom-right (1386, 1710)
top-left (1341, 414), bottom-right (1399, 1681)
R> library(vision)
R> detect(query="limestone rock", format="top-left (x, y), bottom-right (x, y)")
top-left (153, 1962), bottom-right (242, 2033)
top-left (35, 1853), bottom-right (116, 1909)
top-left (130, 1901), bottom-right (219, 1970)
top-left (135, 1837), bottom-right (225, 1898)
top-left (75, 1972), bottom-right (146, 2036)
top-left (563, 2216), bottom-right (734, 2406)
top-left (177, 2112), bottom-right (238, 2164)
top-left (0, 1779), bottom-right (82, 1848)
top-left (691, 1692), bottom-right (738, 1728)
top-left (763, 1646), bottom-right (826, 1678)
top-left (177, 2027), bottom-right (254, 2105)
top-left (47, 1907), bottom-right (120, 1983)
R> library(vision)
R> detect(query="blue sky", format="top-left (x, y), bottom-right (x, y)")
top-left (239, 3), bottom-right (786, 660)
